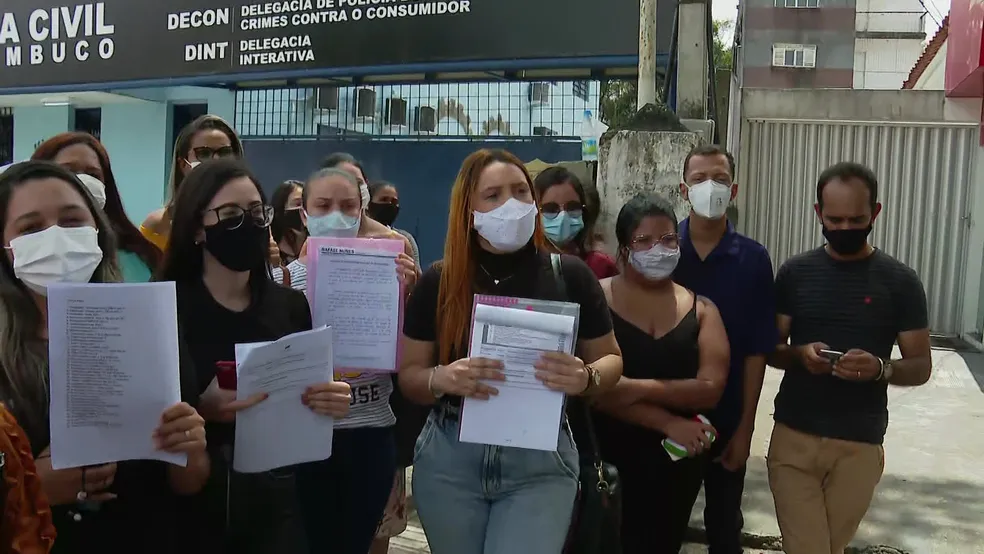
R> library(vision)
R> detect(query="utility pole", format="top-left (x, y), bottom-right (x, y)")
top-left (637, 0), bottom-right (657, 109)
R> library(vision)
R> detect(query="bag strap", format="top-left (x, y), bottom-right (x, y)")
top-left (549, 253), bottom-right (603, 465)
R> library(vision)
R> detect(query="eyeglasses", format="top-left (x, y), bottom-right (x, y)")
top-left (629, 232), bottom-right (680, 251)
top-left (205, 203), bottom-right (274, 229)
top-left (540, 201), bottom-right (584, 220)
top-left (192, 146), bottom-right (237, 160)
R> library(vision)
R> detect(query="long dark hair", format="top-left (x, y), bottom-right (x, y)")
top-left (271, 179), bottom-right (305, 256)
top-left (32, 132), bottom-right (162, 271)
top-left (0, 161), bottom-right (120, 446)
top-left (533, 166), bottom-right (590, 254)
top-left (156, 159), bottom-right (270, 290)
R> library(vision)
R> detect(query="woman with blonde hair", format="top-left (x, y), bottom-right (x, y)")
top-left (141, 115), bottom-right (244, 251)
top-left (398, 149), bottom-right (623, 553)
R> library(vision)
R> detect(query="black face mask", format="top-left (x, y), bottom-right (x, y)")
top-left (823, 225), bottom-right (872, 256)
top-left (368, 202), bottom-right (400, 227)
top-left (204, 218), bottom-right (269, 272)
top-left (281, 208), bottom-right (306, 231)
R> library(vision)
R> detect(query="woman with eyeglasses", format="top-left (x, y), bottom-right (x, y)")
top-left (0, 161), bottom-right (209, 554)
top-left (590, 193), bottom-right (730, 554)
top-left (398, 149), bottom-right (623, 554)
top-left (141, 115), bottom-right (244, 252)
top-left (156, 159), bottom-right (352, 553)
top-left (534, 166), bottom-right (618, 280)
top-left (32, 133), bottom-right (163, 282)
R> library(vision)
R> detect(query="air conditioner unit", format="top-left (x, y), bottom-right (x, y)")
top-left (680, 119), bottom-right (715, 143)
top-left (528, 83), bottom-right (551, 106)
top-left (317, 86), bottom-right (339, 110)
top-left (414, 106), bottom-right (436, 133)
top-left (385, 98), bottom-right (408, 127)
top-left (353, 88), bottom-right (376, 119)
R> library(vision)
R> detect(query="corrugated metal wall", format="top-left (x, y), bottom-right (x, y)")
top-left (738, 119), bottom-right (977, 335)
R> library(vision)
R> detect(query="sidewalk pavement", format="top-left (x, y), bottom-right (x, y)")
top-left (393, 347), bottom-right (984, 554)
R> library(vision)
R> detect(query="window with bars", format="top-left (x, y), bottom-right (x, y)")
top-left (772, 44), bottom-right (817, 68)
top-left (777, 0), bottom-right (819, 7)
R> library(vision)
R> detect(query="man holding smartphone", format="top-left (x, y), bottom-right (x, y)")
top-left (767, 162), bottom-right (932, 554)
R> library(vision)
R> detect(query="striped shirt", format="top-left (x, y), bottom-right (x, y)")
top-left (283, 258), bottom-right (396, 430)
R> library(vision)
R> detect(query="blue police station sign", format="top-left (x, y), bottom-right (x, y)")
top-left (0, 0), bottom-right (672, 90)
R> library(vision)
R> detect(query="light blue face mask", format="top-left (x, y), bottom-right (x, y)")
top-left (542, 212), bottom-right (585, 246)
top-left (629, 244), bottom-right (680, 281)
top-left (305, 210), bottom-right (360, 238)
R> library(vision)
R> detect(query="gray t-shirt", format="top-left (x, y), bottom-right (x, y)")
top-left (773, 248), bottom-right (928, 445)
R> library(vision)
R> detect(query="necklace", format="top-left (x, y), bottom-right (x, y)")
top-left (479, 264), bottom-right (516, 286)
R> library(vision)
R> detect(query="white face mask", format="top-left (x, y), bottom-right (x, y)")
top-left (359, 183), bottom-right (371, 211)
top-left (687, 179), bottom-right (732, 220)
top-left (629, 244), bottom-right (680, 281)
top-left (473, 198), bottom-right (537, 253)
top-left (76, 174), bottom-right (107, 210)
top-left (8, 225), bottom-right (103, 296)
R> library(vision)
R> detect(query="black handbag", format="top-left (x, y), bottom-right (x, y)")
top-left (549, 254), bottom-right (623, 554)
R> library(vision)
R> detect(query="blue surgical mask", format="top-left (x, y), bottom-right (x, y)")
top-left (629, 244), bottom-right (680, 281)
top-left (305, 210), bottom-right (360, 238)
top-left (542, 212), bottom-right (585, 246)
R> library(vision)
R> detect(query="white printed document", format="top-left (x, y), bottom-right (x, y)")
top-left (47, 282), bottom-right (185, 470)
top-left (307, 237), bottom-right (404, 373)
top-left (233, 326), bottom-right (335, 473)
top-left (459, 296), bottom-right (579, 451)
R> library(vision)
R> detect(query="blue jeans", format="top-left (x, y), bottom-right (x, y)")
top-left (295, 427), bottom-right (396, 554)
top-left (412, 409), bottom-right (579, 554)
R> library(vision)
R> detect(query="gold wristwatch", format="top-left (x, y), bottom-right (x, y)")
top-left (583, 363), bottom-right (601, 393)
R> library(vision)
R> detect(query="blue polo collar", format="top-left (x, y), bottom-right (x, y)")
top-left (680, 217), bottom-right (742, 259)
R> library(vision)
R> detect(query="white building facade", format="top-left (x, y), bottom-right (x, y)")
top-left (853, 0), bottom-right (928, 89)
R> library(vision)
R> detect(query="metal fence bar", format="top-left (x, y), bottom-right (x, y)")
top-left (235, 80), bottom-right (602, 140)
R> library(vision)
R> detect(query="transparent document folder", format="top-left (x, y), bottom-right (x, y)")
top-left (458, 294), bottom-right (580, 451)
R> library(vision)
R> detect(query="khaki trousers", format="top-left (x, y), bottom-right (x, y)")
top-left (767, 423), bottom-right (884, 554)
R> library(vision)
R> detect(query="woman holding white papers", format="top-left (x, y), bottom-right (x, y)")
top-left (591, 194), bottom-right (730, 553)
top-left (399, 149), bottom-right (623, 554)
top-left (287, 167), bottom-right (419, 554)
top-left (0, 161), bottom-right (210, 553)
top-left (157, 159), bottom-right (352, 554)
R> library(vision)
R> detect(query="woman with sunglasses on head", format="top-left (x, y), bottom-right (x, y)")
top-left (156, 159), bottom-right (352, 553)
top-left (534, 166), bottom-right (617, 280)
top-left (281, 168), bottom-right (416, 554)
top-left (398, 149), bottom-right (623, 554)
top-left (32, 133), bottom-right (162, 282)
top-left (141, 115), bottom-right (244, 252)
top-left (0, 161), bottom-right (209, 553)
top-left (590, 193), bottom-right (730, 554)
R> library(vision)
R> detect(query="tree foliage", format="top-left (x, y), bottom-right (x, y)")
top-left (599, 18), bottom-right (733, 128)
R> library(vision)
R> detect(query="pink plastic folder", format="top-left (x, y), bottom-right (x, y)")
top-left (307, 237), bottom-right (405, 373)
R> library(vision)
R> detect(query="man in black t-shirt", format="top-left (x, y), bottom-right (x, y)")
top-left (767, 162), bottom-right (931, 554)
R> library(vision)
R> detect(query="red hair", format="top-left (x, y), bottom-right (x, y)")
top-left (32, 133), bottom-right (162, 271)
top-left (436, 149), bottom-right (545, 364)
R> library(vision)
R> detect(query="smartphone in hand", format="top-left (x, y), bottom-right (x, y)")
top-left (819, 349), bottom-right (845, 364)
top-left (215, 361), bottom-right (237, 390)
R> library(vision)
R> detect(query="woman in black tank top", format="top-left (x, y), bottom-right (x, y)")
top-left (592, 194), bottom-right (730, 553)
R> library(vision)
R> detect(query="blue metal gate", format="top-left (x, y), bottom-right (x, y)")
top-left (243, 138), bottom-right (581, 265)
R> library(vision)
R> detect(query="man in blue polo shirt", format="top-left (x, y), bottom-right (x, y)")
top-left (674, 144), bottom-right (777, 554)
